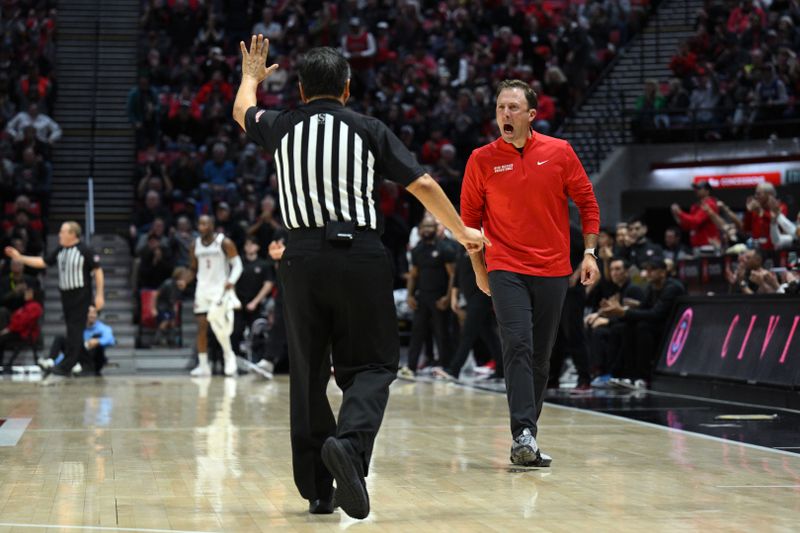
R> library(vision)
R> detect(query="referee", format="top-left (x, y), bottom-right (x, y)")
top-left (233, 36), bottom-right (487, 519)
top-left (5, 221), bottom-right (105, 385)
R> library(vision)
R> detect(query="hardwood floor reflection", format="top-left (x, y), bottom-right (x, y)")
top-left (0, 375), bottom-right (797, 532)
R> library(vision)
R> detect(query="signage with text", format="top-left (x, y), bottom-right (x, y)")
top-left (693, 172), bottom-right (782, 189)
top-left (658, 297), bottom-right (800, 388)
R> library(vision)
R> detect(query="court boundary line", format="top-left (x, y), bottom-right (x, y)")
top-left (461, 377), bottom-right (800, 416)
top-left (544, 401), bottom-right (800, 459)
top-left (447, 380), bottom-right (800, 459)
top-left (715, 485), bottom-right (800, 489)
top-left (0, 523), bottom-right (218, 533)
top-left (642, 387), bottom-right (800, 416)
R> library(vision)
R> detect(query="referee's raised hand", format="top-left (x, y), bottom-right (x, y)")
top-left (239, 34), bottom-right (279, 83)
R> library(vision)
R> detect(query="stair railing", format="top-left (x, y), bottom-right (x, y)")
top-left (86, 13), bottom-right (100, 241)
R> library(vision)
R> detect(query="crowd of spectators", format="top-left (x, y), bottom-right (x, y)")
top-left (634, 0), bottom-right (800, 140)
top-left (128, 0), bottom-right (657, 298)
top-left (126, 1), bottom-right (799, 386)
top-left (554, 180), bottom-right (799, 388)
top-left (0, 1), bottom-right (59, 361)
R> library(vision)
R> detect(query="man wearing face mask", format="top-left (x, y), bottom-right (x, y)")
top-left (400, 215), bottom-right (457, 378)
top-left (461, 79), bottom-right (601, 468)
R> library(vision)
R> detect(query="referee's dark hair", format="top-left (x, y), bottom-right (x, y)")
top-left (496, 79), bottom-right (538, 110)
top-left (297, 47), bottom-right (351, 99)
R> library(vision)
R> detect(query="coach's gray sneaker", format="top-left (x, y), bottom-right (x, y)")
top-left (510, 428), bottom-right (550, 467)
top-left (532, 451), bottom-right (553, 467)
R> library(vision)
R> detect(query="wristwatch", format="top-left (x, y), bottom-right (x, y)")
top-left (584, 248), bottom-right (599, 260)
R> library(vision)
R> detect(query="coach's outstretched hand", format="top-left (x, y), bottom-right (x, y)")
top-left (4, 246), bottom-right (20, 260)
top-left (240, 34), bottom-right (279, 83)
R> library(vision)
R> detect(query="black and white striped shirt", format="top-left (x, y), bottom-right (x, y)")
top-left (45, 242), bottom-right (99, 292)
top-left (245, 99), bottom-right (424, 231)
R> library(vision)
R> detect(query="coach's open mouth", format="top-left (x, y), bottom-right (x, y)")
top-left (503, 124), bottom-right (514, 134)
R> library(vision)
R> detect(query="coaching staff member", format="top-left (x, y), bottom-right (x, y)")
top-left (5, 221), bottom-right (105, 385)
top-left (461, 79), bottom-right (600, 467)
top-left (233, 36), bottom-right (487, 519)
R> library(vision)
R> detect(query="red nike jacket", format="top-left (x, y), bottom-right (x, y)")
top-left (460, 133), bottom-right (600, 277)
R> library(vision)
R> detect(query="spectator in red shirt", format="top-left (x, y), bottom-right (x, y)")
top-left (0, 285), bottom-right (42, 370)
top-left (194, 70), bottom-right (233, 106)
top-left (727, 1), bottom-right (766, 35)
top-left (420, 128), bottom-right (451, 165)
top-left (743, 182), bottom-right (787, 251)
top-left (670, 180), bottom-right (721, 248)
top-left (669, 42), bottom-right (698, 78)
top-left (461, 79), bottom-right (600, 469)
top-left (531, 80), bottom-right (555, 134)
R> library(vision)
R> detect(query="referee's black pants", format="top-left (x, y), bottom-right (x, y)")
top-left (446, 292), bottom-right (502, 378)
top-left (281, 229), bottom-right (398, 502)
top-left (55, 289), bottom-right (92, 376)
top-left (488, 271), bottom-right (568, 439)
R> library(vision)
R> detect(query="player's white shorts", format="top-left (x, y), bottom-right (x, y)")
top-left (193, 286), bottom-right (224, 315)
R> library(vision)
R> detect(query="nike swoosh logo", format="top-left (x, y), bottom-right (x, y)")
top-left (537, 160), bottom-right (549, 166)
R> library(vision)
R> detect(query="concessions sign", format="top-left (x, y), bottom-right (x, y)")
top-left (657, 296), bottom-right (800, 388)
top-left (693, 172), bottom-right (781, 189)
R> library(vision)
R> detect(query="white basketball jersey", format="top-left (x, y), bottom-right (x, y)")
top-left (195, 233), bottom-right (228, 290)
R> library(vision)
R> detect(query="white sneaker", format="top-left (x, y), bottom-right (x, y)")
top-left (190, 363), bottom-right (211, 377)
top-left (473, 364), bottom-right (494, 375)
top-left (397, 366), bottom-right (415, 379)
top-left (224, 356), bottom-right (237, 377)
top-left (37, 357), bottom-right (55, 370)
top-left (72, 363), bottom-right (82, 376)
top-left (256, 359), bottom-right (275, 374)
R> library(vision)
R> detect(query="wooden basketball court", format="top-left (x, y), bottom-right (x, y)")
top-left (0, 376), bottom-right (797, 532)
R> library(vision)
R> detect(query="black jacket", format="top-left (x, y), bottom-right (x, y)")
top-left (624, 278), bottom-right (685, 324)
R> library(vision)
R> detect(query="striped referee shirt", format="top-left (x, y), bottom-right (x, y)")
top-left (244, 99), bottom-right (424, 231)
top-left (45, 242), bottom-right (99, 292)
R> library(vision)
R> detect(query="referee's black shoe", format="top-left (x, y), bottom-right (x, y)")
top-left (320, 437), bottom-right (369, 519)
top-left (308, 489), bottom-right (336, 514)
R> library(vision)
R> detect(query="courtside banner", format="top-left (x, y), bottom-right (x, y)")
top-left (657, 296), bottom-right (800, 388)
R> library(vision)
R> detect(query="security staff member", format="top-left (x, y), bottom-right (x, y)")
top-left (232, 236), bottom-right (274, 360)
top-left (233, 36), bottom-right (487, 519)
top-left (5, 221), bottom-right (105, 384)
top-left (402, 215), bottom-right (457, 376)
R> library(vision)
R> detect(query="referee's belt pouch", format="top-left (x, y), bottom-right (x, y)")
top-left (325, 220), bottom-right (356, 245)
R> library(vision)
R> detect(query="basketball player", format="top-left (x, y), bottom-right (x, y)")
top-left (189, 215), bottom-right (243, 377)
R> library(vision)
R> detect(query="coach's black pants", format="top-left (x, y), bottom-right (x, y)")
top-left (488, 271), bottom-right (568, 439)
top-left (281, 229), bottom-right (398, 502)
top-left (446, 292), bottom-right (502, 378)
top-left (406, 291), bottom-right (451, 371)
top-left (55, 289), bottom-right (92, 376)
